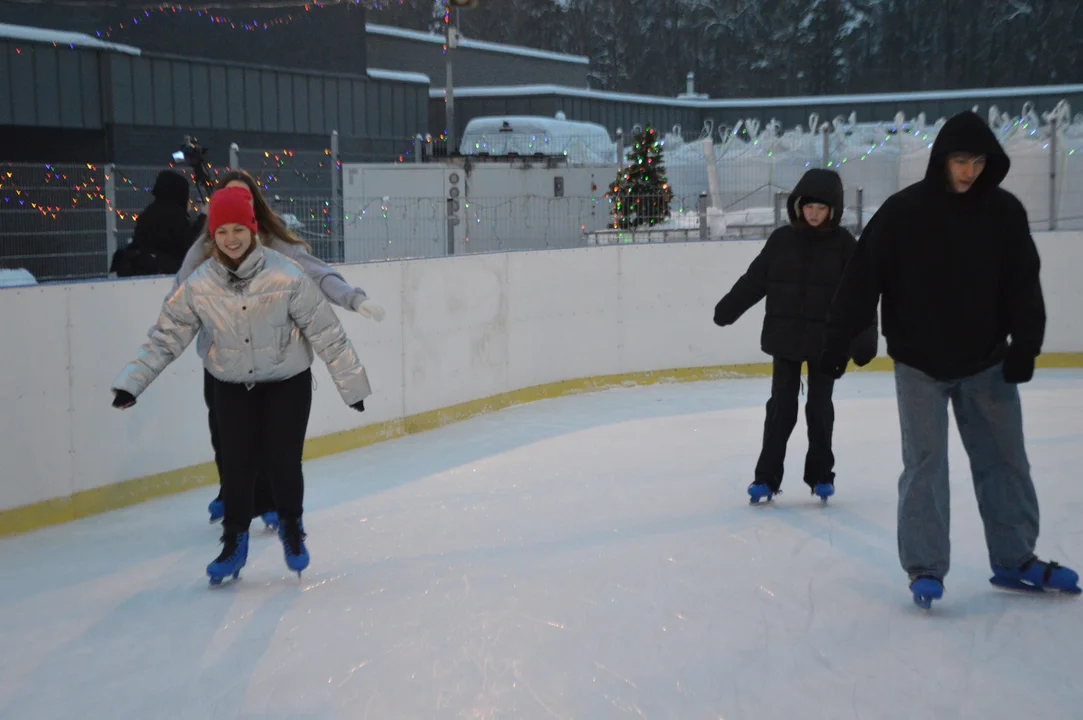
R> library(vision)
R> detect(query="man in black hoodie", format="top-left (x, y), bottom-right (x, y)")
top-left (821, 111), bottom-right (1079, 608)
top-left (715, 168), bottom-right (877, 504)
top-left (114, 169), bottom-right (200, 276)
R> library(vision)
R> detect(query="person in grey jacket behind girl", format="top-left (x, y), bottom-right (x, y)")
top-left (112, 184), bottom-right (372, 586)
top-left (177, 170), bottom-right (384, 528)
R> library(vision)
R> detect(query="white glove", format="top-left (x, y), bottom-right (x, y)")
top-left (353, 296), bottom-right (385, 322)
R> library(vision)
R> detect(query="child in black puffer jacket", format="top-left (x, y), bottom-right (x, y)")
top-left (713, 168), bottom-right (877, 504)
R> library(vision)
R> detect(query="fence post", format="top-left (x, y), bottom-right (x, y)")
top-left (821, 124), bottom-right (830, 169)
top-left (331, 130), bottom-right (343, 244)
top-left (105, 163), bottom-right (117, 274)
top-left (446, 197), bottom-right (456, 255)
top-left (774, 191), bottom-right (786, 227)
top-left (1049, 115), bottom-right (1058, 231)
top-left (414, 134), bottom-right (423, 163)
top-left (616, 128), bottom-right (624, 168)
top-left (229, 142), bottom-right (239, 170)
top-left (698, 192), bottom-right (708, 241)
top-left (856, 188), bottom-right (864, 235)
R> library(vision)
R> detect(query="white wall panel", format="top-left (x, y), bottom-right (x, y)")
top-left (506, 247), bottom-right (621, 389)
top-left (2, 232), bottom-right (1081, 514)
top-left (401, 253), bottom-right (510, 416)
top-left (0, 286), bottom-right (73, 511)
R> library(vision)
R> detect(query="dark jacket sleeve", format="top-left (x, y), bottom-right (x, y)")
top-left (1000, 198), bottom-right (1045, 356)
top-left (713, 233), bottom-right (775, 326)
top-left (836, 229), bottom-right (879, 365)
top-left (824, 206), bottom-right (887, 357)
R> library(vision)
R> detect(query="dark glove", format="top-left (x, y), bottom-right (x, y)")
top-left (819, 349), bottom-right (849, 380)
top-left (849, 325), bottom-right (879, 367)
top-left (351, 400), bottom-right (365, 413)
top-left (1002, 345), bottom-right (1035, 384)
top-left (112, 389), bottom-right (136, 409)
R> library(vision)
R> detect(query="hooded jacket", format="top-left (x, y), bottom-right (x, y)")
top-left (112, 244), bottom-right (371, 406)
top-left (823, 111), bottom-right (1044, 381)
top-left (713, 169), bottom-right (878, 364)
top-left (127, 170), bottom-right (200, 274)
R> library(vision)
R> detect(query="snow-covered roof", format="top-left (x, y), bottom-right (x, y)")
top-left (365, 23), bottom-right (589, 66)
top-left (367, 68), bottom-right (431, 85)
top-left (0, 22), bottom-right (141, 56)
top-left (430, 83), bottom-right (1083, 109)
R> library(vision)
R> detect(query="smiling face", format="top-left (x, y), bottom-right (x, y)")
top-left (213, 223), bottom-right (254, 262)
top-left (801, 202), bottom-right (830, 228)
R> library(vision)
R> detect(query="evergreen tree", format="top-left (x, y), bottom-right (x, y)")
top-left (606, 124), bottom-right (674, 230)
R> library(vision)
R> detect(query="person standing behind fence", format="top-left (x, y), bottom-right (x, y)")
top-left (713, 168), bottom-right (878, 505)
top-left (820, 110), bottom-right (1080, 609)
top-left (175, 170), bottom-right (386, 529)
top-left (112, 169), bottom-right (201, 277)
top-left (111, 185), bottom-right (372, 585)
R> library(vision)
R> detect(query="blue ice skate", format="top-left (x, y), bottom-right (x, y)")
top-left (261, 511), bottom-right (279, 532)
top-left (812, 483), bottom-right (834, 503)
top-left (910, 575), bottom-right (944, 610)
top-left (208, 498), bottom-right (224, 523)
top-left (990, 556), bottom-right (1082, 595)
top-left (207, 530), bottom-right (249, 587)
top-left (278, 519), bottom-right (310, 576)
top-left (748, 482), bottom-right (777, 505)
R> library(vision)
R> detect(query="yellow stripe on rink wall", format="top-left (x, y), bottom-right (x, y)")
top-left (2, 353), bottom-right (1081, 538)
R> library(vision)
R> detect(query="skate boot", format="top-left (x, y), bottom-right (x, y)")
top-left (811, 482), bottom-right (834, 503)
top-left (208, 497), bottom-right (224, 524)
top-left (207, 529), bottom-right (249, 586)
top-left (748, 480), bottom-right (778, 505)
top-left (260, 511), bottom-right (279, 532)
top-left (990, 556), bottom-right (1082, 595)
top-left (278, 518), bottom-right (310, 576)
top-left (909, 574), bottom-right (944, 610)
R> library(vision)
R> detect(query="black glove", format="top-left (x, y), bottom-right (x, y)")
top-left (1002, 345), bottom-right (1035, 384)
top-left (351, 400), bottom-right (365, 413)
top-left (112, 389), bottom-right (136, 409)
top-left (819, 349), bottom-right (849, 380)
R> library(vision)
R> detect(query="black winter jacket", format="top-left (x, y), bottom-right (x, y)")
top-left (714, 169), bottom-right (878, 365)
top-left (823, 111), bottom-right (1044, 381)
top-left (126, 170), bottom-right (199, 275)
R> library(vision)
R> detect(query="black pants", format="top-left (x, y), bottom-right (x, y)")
top-left (204, 369), bottom-right (276, 516)
top-left (754, 357), bottom-right (836, 491)
top-left (209, 369), bottom-right (313, 530)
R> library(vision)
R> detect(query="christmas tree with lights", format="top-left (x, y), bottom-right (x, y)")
top-left (607, 124), bottom-right (674, 230)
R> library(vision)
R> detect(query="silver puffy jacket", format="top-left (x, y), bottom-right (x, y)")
top-left (174, 233), bottom-right (367, 363)
top-left (113, 244), bottom-right (371, 406)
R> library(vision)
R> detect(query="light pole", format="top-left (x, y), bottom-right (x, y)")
top-left (443, 0), bottom-right (477, 153)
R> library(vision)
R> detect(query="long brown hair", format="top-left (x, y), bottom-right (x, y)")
top-left (202, 169), bottom-right (311, 256)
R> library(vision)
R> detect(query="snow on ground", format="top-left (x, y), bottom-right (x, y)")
top-left (2, 370), bottom-right (1083, 719)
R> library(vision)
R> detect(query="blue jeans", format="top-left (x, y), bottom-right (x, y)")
top-left (894, 361), bottom-right (1039, 580)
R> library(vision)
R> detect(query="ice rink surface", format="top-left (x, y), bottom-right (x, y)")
top-left (2, 370), bottom-right (1083, 719)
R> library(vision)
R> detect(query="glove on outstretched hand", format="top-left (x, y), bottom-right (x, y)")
top-left (1002, 345), bottom-right (1035, 384)
top-left (351, 400), bottom-right (365, 413)
top-left (112, 390), bottom-right (136, 409)
top-left (353, 296), bottom-right (385, 322)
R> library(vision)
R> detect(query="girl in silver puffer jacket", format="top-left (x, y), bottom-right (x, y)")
top-left (111, 184), bottom-right (371, 586)
top-left (178, 170), bottom-right (384, 529)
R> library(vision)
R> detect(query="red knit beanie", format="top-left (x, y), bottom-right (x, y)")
top-left (207, 185), bottom-right (258, 236)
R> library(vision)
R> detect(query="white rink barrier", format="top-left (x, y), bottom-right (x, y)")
top-left (3, 233), bottom-right (1083, 534)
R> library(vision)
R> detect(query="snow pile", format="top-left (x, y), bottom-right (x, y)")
top-left (0, 268), bottom-right (37, 288)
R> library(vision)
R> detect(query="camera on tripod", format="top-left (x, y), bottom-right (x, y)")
top-left (172, 136), bottom-right (213, 201)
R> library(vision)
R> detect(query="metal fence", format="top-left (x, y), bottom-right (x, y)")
top-left (4, 108), bottom-right (1083, 283)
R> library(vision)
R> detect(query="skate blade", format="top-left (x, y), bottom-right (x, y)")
top-left (912, 594), bottom-right (935, 610)
top-left (989, 577), bottom-right (1083, 595)
top-left (208, 569), bottom-right (242, 588)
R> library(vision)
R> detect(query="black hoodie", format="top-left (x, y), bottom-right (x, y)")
top-left (823, 111), bottom-right (1044, 381)
top-left (128, 170), bottom-right (199, 274)
top-left (714, 168), bottom-right (877, 364)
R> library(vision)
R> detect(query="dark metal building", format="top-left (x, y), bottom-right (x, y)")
top-left (365, 23), bottom-right (589, 90)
